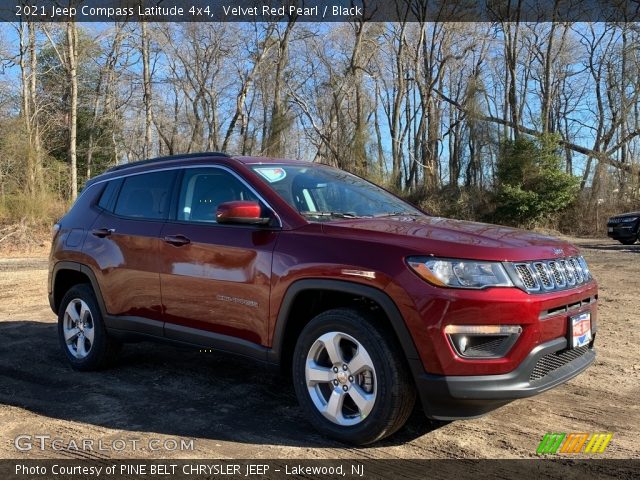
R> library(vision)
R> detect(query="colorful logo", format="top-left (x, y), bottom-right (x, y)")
top-left (536, 432), bottom-right (613, 454)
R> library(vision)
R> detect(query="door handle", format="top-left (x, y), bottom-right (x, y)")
top-left (91, 228), bottom-right (115, 238)
top-left (163, 234), bottom-right (191, 246)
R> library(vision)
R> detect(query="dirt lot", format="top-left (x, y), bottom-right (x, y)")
top-left (0, 238), bottom-right (638, 460)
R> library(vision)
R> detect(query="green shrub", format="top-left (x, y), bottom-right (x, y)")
top-left (493, 134), bottom-right (579, 227)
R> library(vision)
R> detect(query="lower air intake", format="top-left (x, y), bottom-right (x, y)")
top-left (529, 346), bottom-right (591, 382)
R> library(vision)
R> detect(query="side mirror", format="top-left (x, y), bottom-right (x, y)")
top-left (216, 201), bottom-right (270, 225)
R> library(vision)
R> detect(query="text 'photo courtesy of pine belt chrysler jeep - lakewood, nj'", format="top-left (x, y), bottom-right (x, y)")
top-left (48, 152), bottom-right (597, 445)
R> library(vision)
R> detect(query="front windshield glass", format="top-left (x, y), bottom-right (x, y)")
top-left (251, 164), bottom-right (423, 220)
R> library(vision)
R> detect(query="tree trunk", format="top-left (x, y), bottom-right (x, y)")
top-left (141, 21), bottom-right (153, 158)
top-left (67, 21), bottom-right (79, 200)
top-left (264, 19), bottom-right (296, 157)
top-left (18, 22), bottom-right (34, 196)
top-left (504, 20), bottom-right (521, 140)
top-left (28, 22), bottom-right (42, 194)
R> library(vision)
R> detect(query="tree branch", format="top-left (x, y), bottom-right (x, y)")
top-left (433, 88), bottom-right (640, 177)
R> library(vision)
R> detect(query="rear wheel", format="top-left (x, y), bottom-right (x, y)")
top-left (292, 308), bottom-right (415, 445)
top-left (57, 284), bottom-right (119, 370)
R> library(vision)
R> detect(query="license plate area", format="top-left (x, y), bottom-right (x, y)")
top-left (608, 227), bottom-right (613, 232)
top-left (569, 312), bottom-right (592, 349)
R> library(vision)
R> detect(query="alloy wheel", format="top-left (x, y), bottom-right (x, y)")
top-left (305, 331), bottom-right (377, 426)
top-left (62, 298), bottom-right (95, 359)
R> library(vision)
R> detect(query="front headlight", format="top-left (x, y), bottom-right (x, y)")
top-left (620, 217), bottom-right (638, 223)
top-left (407, 257), bottom-right (514, 289)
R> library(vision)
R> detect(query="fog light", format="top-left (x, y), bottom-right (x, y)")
top-left (458, 336), bottom-right (468, 354)
top-left (444, 325), bottom-right (522, 358)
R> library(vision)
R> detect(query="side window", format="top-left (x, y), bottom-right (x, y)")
top-left (114, 171), bottom-right (176, 219)
top-left (97, 179), bottom-right (122, 212)
top-left (177, 168), bottom-right (259, 223)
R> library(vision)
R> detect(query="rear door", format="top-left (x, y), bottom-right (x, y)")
top-left (84, 170), bottom-right (178, 334)
top-left (159, 166), bottom-right (279, 350)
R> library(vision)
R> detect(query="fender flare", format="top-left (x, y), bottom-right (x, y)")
top-left (50, 261), bottom-right (108, 317)
top-left (268, 279), bottom-right (421, 367)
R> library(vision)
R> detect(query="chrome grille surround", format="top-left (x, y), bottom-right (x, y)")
top-left (532, 262), bottom-right (554, 290)
top-left (548, 261), bottom-right (566, 288)
top-left (513, 263), bottom-right (540, 291)
top-left (569, 257), bottom-right (583, 283)
top-left (510, 256), bottom-right (592, 293)
top-left (560, 259), bottom-right (575, 286)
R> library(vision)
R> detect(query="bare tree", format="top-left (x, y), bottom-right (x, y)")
top-left (42, 21), bottom-right (79, 199)
top-left (263, 18), bottom-right (296, 157)
top-left (67, 21), bottom-right (79, 200)
top-left (141, 20), bottom-right (153, 158)
top-left (86, 23), bottom-right (126, 178)
top-left (222, 23), bottom-right (276, 153)
top-left (15, 20), bottom-right (43, 196)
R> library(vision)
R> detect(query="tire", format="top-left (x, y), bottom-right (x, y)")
top-left (619, 238), bottom-right (637, 245)
top-left (57, 284), bottom-right (120, 371)
top-left (292, 308), bottom-right (416, 445)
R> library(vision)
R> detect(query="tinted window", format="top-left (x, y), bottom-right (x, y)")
top-left (114, 171), bottom-right (176, 219)
top-left (97, 179), bottom-right (122, 212)
top-left (177, 168), bottom-right (259, 222)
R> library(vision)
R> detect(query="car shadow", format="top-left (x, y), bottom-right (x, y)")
top-left (0, 320), bottom-right (445, 448)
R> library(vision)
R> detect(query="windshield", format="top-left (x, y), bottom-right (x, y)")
top-left (251, 164), bottom-right (423, 220)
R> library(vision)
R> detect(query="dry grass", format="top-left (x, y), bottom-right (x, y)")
top-left (0, 193), bottom-right (67, 256)
top-left (0, 221), bottom-right (51, 257)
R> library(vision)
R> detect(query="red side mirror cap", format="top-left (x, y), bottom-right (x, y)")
top-left (216, 201), bottom-right (269, 225)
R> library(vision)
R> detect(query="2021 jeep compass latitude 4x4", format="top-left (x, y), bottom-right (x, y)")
top-left (49, 152), bottom-right (597, 445)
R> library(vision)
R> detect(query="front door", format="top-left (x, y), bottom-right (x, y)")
top-left (159, 167), bottom-right (279, 350)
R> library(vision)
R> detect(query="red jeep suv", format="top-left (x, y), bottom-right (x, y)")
top-left (49, 152), bottom-right (597, 444)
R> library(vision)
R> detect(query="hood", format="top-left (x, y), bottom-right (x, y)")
top-left (320, 216), bottom-right (579, 262)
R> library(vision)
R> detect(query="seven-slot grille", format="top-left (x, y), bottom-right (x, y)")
top-left (511, 256), bottom-right (591, 293)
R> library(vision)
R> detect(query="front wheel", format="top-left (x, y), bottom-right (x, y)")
top-left (292, 308), bottom-right (415, 445)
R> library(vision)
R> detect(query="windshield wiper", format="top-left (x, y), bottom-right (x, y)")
top-left (373, 211), bottom-right (423, 218)
top-left (300, 211), bottom-right (366, 219)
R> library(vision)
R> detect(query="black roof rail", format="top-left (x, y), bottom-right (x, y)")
top-left (106, 152), bottom-right (231, 173)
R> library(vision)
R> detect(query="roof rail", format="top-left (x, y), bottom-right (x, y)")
top-left (106, 152), bottom-right (231, 173)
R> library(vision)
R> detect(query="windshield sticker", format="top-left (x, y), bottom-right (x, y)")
top-left (255, 167), bottom-right (287, 183)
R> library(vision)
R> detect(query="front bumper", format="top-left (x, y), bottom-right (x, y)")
top-left (415, 336), bottom-right (595, 420)
top-left (607, 224), bottom-right (638, 240)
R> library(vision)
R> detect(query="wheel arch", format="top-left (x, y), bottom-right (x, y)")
top-left (51, 261), bottom-right (107, 316)
top-left (269, 279), bottom-right (421, 373)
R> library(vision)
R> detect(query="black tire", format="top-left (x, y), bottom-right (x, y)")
top-left (619, 238), bottom-right (637, 245)
top-left (57, 284), bottom-right (120, 371)
top-left (292, 308), bottom-right (416, 445)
